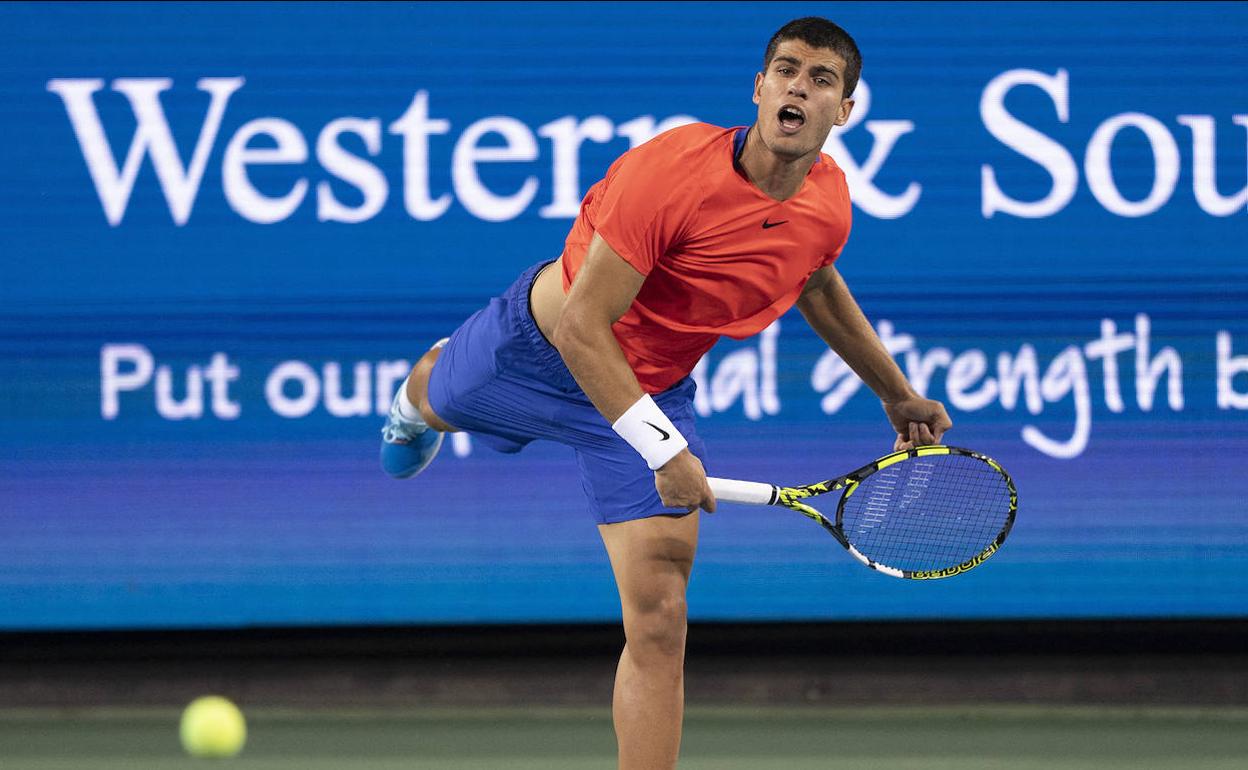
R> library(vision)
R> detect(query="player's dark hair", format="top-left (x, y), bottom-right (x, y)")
top-left (763, 17), bottom-right (862, 98)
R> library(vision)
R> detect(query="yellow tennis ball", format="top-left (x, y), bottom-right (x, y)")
top-left (179, 695), bottom-right (247, 759)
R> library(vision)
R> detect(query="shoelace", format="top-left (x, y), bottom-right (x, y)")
top-left (381, 412), bottom-right (423, 441)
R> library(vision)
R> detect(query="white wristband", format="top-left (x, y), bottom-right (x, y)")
top-left (611, 394), bottom-right (689, 471)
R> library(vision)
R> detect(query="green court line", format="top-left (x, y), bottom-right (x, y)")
top-left (5, 703), bottom-right (1248, 721)
top-left (2, 705), bottom-right (1245, 770)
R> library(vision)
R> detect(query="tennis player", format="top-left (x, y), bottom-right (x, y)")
top-left (381, 17), bottom-right (951, 769)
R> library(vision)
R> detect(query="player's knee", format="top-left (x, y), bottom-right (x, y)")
top-left (625, 590), bottom-right (688, 661)
top-left (406, 350), bottom-right (455, 431)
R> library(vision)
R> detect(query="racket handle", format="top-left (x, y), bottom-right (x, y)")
top-left (707, 477), bottom-right (777, 506)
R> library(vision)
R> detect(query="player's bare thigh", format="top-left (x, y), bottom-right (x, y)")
top-left (406, 347), bottom-right (457, 433)
top-left (599, 512), bottom-right (700, 605)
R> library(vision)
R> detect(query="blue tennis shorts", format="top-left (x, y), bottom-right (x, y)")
top-left (426, 261), bottom-right (706, 525)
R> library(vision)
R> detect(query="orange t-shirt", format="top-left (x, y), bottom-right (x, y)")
top-left (560, 122), bottom-right (852, 393)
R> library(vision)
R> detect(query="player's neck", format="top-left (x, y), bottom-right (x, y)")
top-left (737, 126), bottom-right (817, 201)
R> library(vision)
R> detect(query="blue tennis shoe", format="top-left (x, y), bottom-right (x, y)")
top-left (380, 388), bottom-right (444, 479)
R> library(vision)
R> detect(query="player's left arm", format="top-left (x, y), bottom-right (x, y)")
top-left (796, 263), bottom-right (952, 450)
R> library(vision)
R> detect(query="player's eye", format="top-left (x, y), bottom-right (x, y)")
top-left (816, 78), bottom-right (829, 86)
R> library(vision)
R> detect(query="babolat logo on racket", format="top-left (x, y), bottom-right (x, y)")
top-left (907, 541), bottom-right (1000, 580)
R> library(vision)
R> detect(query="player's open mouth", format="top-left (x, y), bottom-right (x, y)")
top-left (777, 105), bottom-right (806, 133)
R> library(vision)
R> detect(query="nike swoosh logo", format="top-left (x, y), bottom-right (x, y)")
top-left (762, 218), bottom-right (788, 229)
top-left (643, 421), bottom-right (671, 441)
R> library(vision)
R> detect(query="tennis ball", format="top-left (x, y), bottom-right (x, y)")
top-left (179, 695), bottom-right (247, 759)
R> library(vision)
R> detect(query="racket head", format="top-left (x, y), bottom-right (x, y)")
top-left (831, 445), bottom-right (1017, 579)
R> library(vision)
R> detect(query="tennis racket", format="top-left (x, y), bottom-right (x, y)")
top-left (707, 445), bottom-right (1017, 580)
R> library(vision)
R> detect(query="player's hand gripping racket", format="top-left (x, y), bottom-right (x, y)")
top-left (707, 445), bottom-right (1017, 580)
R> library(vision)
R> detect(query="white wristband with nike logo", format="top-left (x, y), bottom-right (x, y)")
top-left (611, 394), bottom-right (688, 471)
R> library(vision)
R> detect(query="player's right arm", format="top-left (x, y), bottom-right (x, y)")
top-left (552, 233), bottom-right (716, 514)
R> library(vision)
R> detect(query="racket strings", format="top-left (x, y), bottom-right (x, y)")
top-left (840, 454), bottom-right (1011, 572)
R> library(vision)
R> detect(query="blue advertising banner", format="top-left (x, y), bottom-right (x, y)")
top-left (1, 2), bottom-right (1245, 629)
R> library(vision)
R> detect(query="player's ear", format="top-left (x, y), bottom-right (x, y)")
top-left (834, 98), bottom-right (855, 126)
top-left (753, 72), bottom-right (763, 105)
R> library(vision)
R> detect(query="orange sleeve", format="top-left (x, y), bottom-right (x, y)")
top-left (589, 139), bottom-right (701, 276)
top-left (820, 242), bottom-right (845, 268)
top-left (819, 177), bottom-right (853, 268)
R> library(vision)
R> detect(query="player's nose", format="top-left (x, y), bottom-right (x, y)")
top-left (787, 79), bottom-right (808, 99)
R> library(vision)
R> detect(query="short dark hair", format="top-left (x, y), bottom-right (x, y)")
top-left (763, 17), bottom-right (862, 98)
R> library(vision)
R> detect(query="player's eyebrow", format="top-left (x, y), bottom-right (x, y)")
top-left (772, 56), bottom-right (841, 80)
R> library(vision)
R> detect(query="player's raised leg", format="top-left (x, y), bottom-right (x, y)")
top-left (380, 339), bottom-right (455, 479)
top-left (599, 512), bottom-right (699, 770)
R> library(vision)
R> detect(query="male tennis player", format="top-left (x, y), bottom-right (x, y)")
top-left (381, 17), bottom-right (950, 769)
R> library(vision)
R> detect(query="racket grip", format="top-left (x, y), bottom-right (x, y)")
top-left (707, 477), bottom-right (777, 506)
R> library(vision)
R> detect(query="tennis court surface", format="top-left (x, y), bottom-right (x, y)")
top-left (5, 705), bottom-right (1246, 769)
